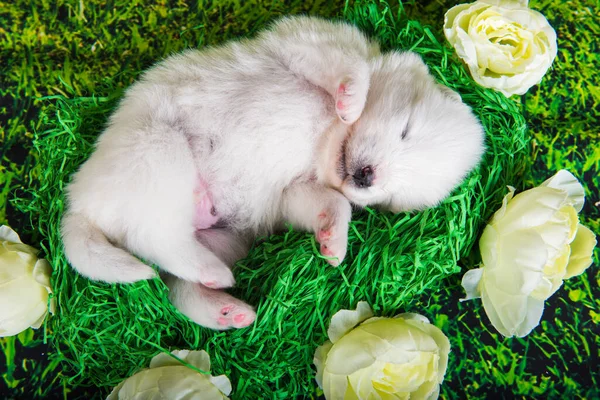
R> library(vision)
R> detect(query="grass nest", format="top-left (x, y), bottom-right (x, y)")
top-left (17, 1), bottom-right (529, 398)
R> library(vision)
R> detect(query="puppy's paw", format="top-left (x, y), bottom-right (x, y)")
top-left (216, 303), bottom-right (256, 330)
top-left (199, 259), bottom-right (236, 289)
top-left (316, 209), bottom-right (349, 266)
top-left (335, 73), bottom-right (368, 125)
top-left (169, 282), bottom-right (256, 330)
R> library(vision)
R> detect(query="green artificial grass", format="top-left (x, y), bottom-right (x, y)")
top-left (12, 1), bottom-right (530, 398)
top-left (2, 0), bottom-right (599, 399)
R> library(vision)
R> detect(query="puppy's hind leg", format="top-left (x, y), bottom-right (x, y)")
top-left (164, 229), bottom-right (256, 330)
top-left (165, 276), bottom-right (256, 330)
top-left (110, 118), bottom-right (236, 289)
top-left (145, 230), bottom-right (236, 289)
top-left (195, 228), bottom-right (252, 267)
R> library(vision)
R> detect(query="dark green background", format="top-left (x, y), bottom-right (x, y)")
top-left (1, 0), bottom-right (598, 398)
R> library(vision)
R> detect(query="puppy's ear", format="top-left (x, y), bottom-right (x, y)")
top-left (404, 52), bottom-right (432, 81)
top-left (436, 83), bottom-right (463, 103)
top-left (382, 51), bottom-right (430, 75)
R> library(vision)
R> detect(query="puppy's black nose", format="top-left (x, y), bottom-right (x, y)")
top-left (353, 166), bottom-right (374, 188)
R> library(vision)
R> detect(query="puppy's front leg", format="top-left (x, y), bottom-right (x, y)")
top-left (265, 19), bottom-right (376, 124)
top-left (281, 183), bottom-right (352, 266)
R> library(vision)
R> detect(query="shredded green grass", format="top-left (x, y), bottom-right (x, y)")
top-left (14, 1), bottom-right (531, 398)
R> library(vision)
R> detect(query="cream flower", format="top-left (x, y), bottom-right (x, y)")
top-left (314, 302), bottom-right (450, 400)
top-left (0, 225), bottom-right (55, 337)
top-left (462, 170), bottom-right (597, 337)
top-left (444, 0), bottom-right (557, 96)
top-left (108, 350), bottom-right (232, 400)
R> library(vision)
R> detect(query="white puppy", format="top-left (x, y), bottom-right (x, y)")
top-left (61, 17), bottom-right (484, 330)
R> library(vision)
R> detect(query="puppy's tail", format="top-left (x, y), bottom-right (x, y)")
top-left (61, 212), bottom-right (157, 283)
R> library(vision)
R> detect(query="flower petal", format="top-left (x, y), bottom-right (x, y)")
top-left (32, 259), bottom-right (52, 290)
top-left (405, 320), bottom-right (451, 384)
top-left (481, 274), bottom-right (545, 337)
top-left (2, 233), bottom-right (32, 258)
top-left (480, 281), bottom-right (520, 337)
top-left (461, 268), bottom-right (484, 301)
top-left (106, 381), bottom-right (126, 400)
top-left (209, 375), bottom-right (232, 396)
top-left (538, 243), bottom-right (570, 298)
top-left (532, 205), bottom-right (577, 263)
top-left (0, 225), bottom-right (22, 244)
top-left (444, 3), bottom-right (475, 44)
top-left (349, 362), bottom-right (381, 398)
top-left (150, 351), bottom-right (188, 369)
top-left (481, 0), bottom-right (529, 8)
top-left (327, 301), bottom-right (373, 343)
top-left (489, 186), bottom-right (515, 223)
top-left (28, 307), bottom-right (49, 330)
top-left (0, 251), bottom-right (33, 284)
top-left (0, 255), bottom-right (50, 336)
top-left (564, 224), bottom-right (597, 279)
top-left (410, 378), bottom-right (439, 400)
top-left (487, 228), bottom-right (548, 295)
top-left (181, 350), bottom-right (211, 371)
top-left (322, 372), bottom-right (350, 400)
top-left (314, 341), bottom-right (333, 389)
top-left (394, 313), bottom-right (430, 324)
top-left (0, 301), bottom-right (48, 336)
top-left (150, 350), bottom-right (211, 372)
top-left (494, 186), bottom-right (568, 234)
top-left (157, 366), bottom-right (227, 400)
top-left (513, 296), bottom-right (545, 338)
top-left (325, 328), bottom-right (385, 376)
top-left (540, 170), bottom-right (585, 212)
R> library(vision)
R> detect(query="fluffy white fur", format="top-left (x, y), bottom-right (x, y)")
top-left (61, 16), bottom-right (485, 330)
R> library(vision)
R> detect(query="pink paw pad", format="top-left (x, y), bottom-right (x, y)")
top-left (317, 211), bottom-right (334, 243)
top-left (336, 83), bottom-right (349, 117)
top-left (234, 314), bottom-right (246, 324)
top-left (233, 313), bottom-right (254, 328)
top-left (220, 305), bottom-right (234, 315)
top-left (317, 229), bottom-right (331, 243)
top-left (335, 77), bottom-right (366, 125)
top-left (217, 306), bottom-right (255, 328)
top-left (321, 244), bottom-right (334, 257)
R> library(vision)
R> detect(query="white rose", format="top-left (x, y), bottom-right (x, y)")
top-left (0, 225), bottom-right (55, 337)
top-left (314, 302), bottom-right (450, 400)
top-left (444, 0), bottom-right (557, 96)
top-left (462, 170), bottom-right (597, 337)
top-left (108, 349), bottom-right (232, 400)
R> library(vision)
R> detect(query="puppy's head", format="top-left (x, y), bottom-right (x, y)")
top-left (338, 52), bottom-right (485, 212)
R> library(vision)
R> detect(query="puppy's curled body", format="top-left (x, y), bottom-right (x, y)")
top-left (62, 17), bottom-right (484, 330)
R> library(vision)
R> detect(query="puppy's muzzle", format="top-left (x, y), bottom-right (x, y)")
top-left (353, 166), bottom-right (374, 188)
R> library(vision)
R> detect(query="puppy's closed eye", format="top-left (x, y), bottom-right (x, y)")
top-left (401, 122), bottom-right (410, 140)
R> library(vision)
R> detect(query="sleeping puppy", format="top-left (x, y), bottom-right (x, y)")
top-left (61, 16), bottom-right (485, 330)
